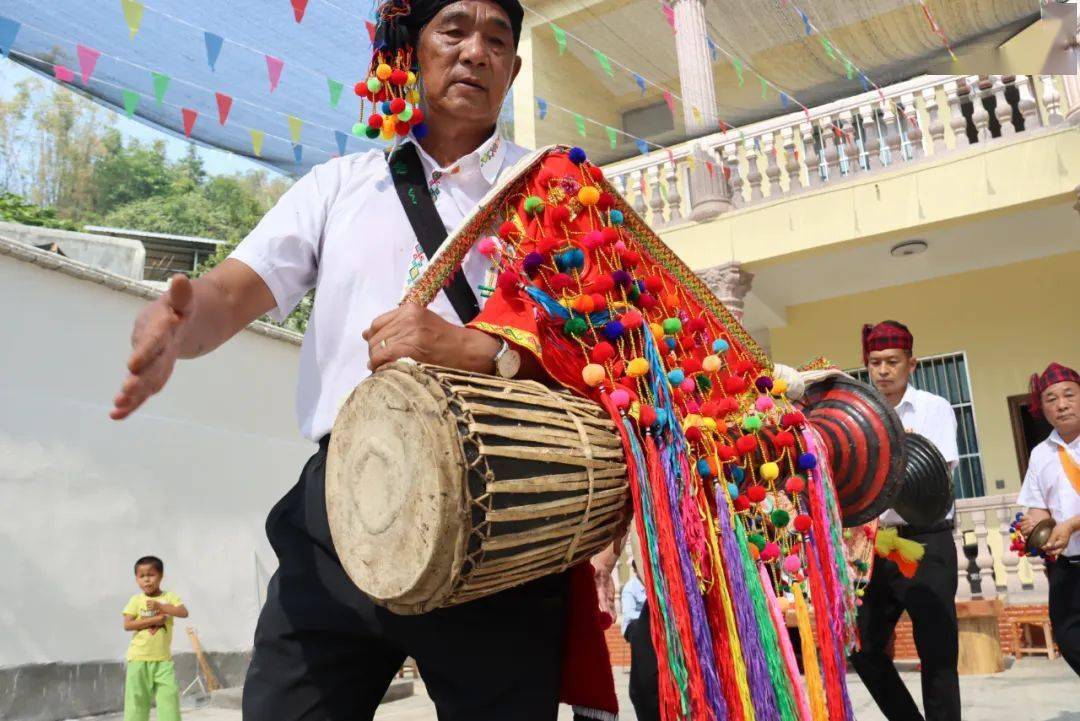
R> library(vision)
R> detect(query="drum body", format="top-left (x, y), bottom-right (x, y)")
top-left (326, 362), bottom-right (631, 615)
top-left (802, 375), bottom-right (907, 527)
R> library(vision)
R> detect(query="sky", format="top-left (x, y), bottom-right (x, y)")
top-left (0, 57), bottom-right (271, 178)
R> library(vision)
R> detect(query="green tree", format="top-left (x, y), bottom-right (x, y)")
top-left (90, 131), bottom-right (174, 214)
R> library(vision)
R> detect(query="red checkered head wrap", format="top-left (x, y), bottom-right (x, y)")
top-left (1029, 362), bottom-right (1080, 418)
top-left (861, 320), bottom-right (914, 365)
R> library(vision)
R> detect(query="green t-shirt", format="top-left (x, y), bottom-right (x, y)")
top-left (122, 590), bottom-right (183, 662)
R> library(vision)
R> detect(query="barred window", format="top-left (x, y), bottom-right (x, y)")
top-left (847, 352), bottom-right (986, 499)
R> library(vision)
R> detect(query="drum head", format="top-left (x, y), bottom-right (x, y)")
top-left (326, 362), bottom-right (468, 614)
top-left (803, 375), bottom-right (906, 527)
top-left (892, 432), bottom-right (954, 527)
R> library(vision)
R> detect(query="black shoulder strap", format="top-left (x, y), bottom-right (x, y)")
top-left (387, 143), bottom-right (480, 325)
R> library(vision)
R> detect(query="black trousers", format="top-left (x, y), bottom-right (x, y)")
top-left (626, 601), bottom-right (661, 721)
top-left (242, 440), bottom-right (570, 721)
top-left (1049, 557), bottom-right (1080, 677)
top-left (850, 526), bottom-right (961, 721)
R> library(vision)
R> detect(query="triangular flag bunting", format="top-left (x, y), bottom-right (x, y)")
top-left (605, 126), bottom-right (617, 150)
top-left (687, 153), bottom-right (695, 170)
top-left (215, 92), bottom-right (232, 125)
top-left (293, 143), bottom-right (303, 164)
top-left (820, 36), bottom-right (835, 59)
top-left (365, 20), bottom-right (376, 43)
top-left (635, 139), bottom-right (649, 155)
top-left (204, 32), bottom-right (223, 71)
top-left (266, 55), bottom-right (285, 92)
top-left (859, 73), bottom-right (869, 92)
top-left (181, 108), bottom-right (198, 137)
top-left (54, 65), bottom-right (75, 83)
top-left (658, 180), bottom-right (668, 202)
top-left (334, 130), bottom-right (348, 156)
top-left (634, 74), bottom-right (646, 95)
top-left (121, 0), bottom-right (144, 39)
top-left (662, 91), bottom-right (675, 119)
top-left (327, 77), bottom-right (343, 108)
top-left (798, 9), bottom-right (812, 35)
top-left (122, 89), bottom-right (139, 118)
top-left (76, 45), bottom-right (101, 85)
top-left (536, 96), bottom-right (547, 120)
top-left (780, 92), bottom-right (789, 108)
top-left (594, 49), bottom-right (614, 79)
top-left (152, 71), bottom-right (170, 106)
top-left (661, 4), bottom-right (675, 31)
top-left (551, 24), bottom-right (567, 54)
top-left (288, 115), bottom-right (303, 144)
top-left (665, 148), bottom-right (675, 168)
top-left (706, 160), bottom-right (715, 176)
top-left (250, 129), bottom-right (265, 156)
top-left (291, 0), bottom-right (309, 23)
top-left (732, 57), bottom-right (743, 86)
top-left (760, 77), bottom-right (768, 99)
top-left (691, 106), bottom-right (702, 122)
top-left (845, 58), bottom-right (854, 80)
top-left (0, 17), bottom-right (20, 58)
top-left (574, 113), bottom-right (586, 138)
top-left (706, 36), bottom-right (718, 62)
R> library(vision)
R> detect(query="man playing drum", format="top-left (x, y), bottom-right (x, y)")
top-left (109, 0), bottom-right (620, 718)
top-left (849, 321), bottom-right (961, 721)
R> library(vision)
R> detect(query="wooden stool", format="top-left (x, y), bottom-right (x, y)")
top-left (956, 599), bottom-right (1004, 675)
top-left (1011, 615), bottom-right (1058, 660)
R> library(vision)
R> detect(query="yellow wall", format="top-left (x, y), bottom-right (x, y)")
top-left (770, 251), bottom-right (1080, 495)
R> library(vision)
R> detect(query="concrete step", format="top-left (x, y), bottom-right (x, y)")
top-left (210, 679), bottom-right (414, 710)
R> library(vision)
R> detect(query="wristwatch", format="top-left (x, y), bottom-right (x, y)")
top-left (492, 339), bottom-right (522, 379)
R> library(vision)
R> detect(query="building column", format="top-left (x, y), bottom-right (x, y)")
top-left (697, 261), bottom-right (753, 322)
top-left (671, 0), bottom-right (729, 221)
top-left (670, 0), bottom-right (717, 133)
top-left (1062, 74), bottom-right (1080, 127)
top-left (511, 23), bottom-right (538, 149)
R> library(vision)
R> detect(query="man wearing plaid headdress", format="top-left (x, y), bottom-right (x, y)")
top-left (850, 320), bottom-right (962, 721)
top-left (1017, 362), bottom-right (1080, 676)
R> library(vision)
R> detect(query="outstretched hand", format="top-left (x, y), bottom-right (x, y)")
top-left (111, 274), bottom-right (194, 420)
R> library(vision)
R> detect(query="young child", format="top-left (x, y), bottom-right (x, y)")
top-left (1018, 363), bottom-right (1080, 677)
top-left (122, 556), bottom-right (189, 721)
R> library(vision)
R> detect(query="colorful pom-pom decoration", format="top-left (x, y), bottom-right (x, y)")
top-left (741, 414), bottom-right (763, 432)
top-left (602, 320), bottom-right (625, 341)
top-left (770, 509), bottom-right (790, 527)
top-left (564, 316), bottom-right (588, 336)
top-left (746, 485), bottom-right (767, 503)
top-left (696, 458), bottom-right (713, 478)
top-left (591, 341), bottom-right (615, 364)
top-left (712, 338), bottom-right (730, 354)
top-left (523, 195), bottom-right (545, 214)
top-left (784, 476), bottom-right (806, 494)
top-left (568, 147), bottom-right (587, 164)
top-left (729, 466), bottom-right (746, 483)
top-left (578, 186), bottom-right (601, 206)
top-left (760, 462), bottom-right (780, 482)
top-left (783, 555), bottom-right (802, 574)
top-left (610, 209), bottom-right (624, 224)
top-left (760, 542), bottom-right (781, 562)
top-left (727, 482), bottom-right (739, 499)
top-left (610, 388), bottom-right (631, 409)
top-left (735, 435), bottom-right (758, 456)
top-left (626, 358), bottom-right (650, 378)
top-left (497, 269), bottom-right (519, 291)
top-left (754, 395), bottom-right (774, 412)
top-left (702, 355), bottom-right (722, 373)
top-left (797, 452), bottom-right (818, 470)
top-left (662, 317), bottom-right (683, 335)
top-left (793, 514), bottom-right (813, 533)
top-left (582, 363), bottom-right (606, 387)
top-left (638, 404), bottom-right (657, 427)
top-left (477, 237), bottom-right (499, 257)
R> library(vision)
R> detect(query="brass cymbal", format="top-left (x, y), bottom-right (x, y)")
top-left (1026, 518), bottom-right (1056, 554)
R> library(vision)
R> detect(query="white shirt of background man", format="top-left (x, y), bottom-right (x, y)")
top-left (880, 383), bottom-right (960, 526)
top-left (229, 132), bottom-right (529, 442)
top-left (1017, 430), bottom-right (1080, 558)
top-left (620, 575), bottom-right (646, 635)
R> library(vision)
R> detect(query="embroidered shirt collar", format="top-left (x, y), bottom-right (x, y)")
top-left (405, 131), bottom-right (506, 186)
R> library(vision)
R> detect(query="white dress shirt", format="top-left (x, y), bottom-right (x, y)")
top-left (620, 575), bottom-right (647, 634)
top-left (880, 383), bottom-right (960, 526)
top-left (230, 132), bottom-right (529, 441)
top-left (1017, 430), bottom-right (1080, 557)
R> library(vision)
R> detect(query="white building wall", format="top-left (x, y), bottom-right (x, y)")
top-left (0, 243), bottom-right (314, 667)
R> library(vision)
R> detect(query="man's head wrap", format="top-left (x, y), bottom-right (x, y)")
top-left (1029, 362), bottom-right (1080, 418)
top-left (861, 320), bottom-right (914, 365)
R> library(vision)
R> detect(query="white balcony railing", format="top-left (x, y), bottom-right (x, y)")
top-left (603, 75), bottom-right (1078, 229)
top-left (953, 493), bottom-right (1050, 606)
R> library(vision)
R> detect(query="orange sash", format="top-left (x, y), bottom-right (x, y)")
top-left (1057, 446), bottom-right (1080, 497)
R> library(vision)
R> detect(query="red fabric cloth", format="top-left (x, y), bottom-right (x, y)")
top-left (1029, 362), bottom-right (1080, 417)
top-left (559, 563), bottom-right (620, 715)
top-left (861, 320), bottom-right (913, 364)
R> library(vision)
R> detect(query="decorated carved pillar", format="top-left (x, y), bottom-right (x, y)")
top-left (697, 262), bottom-right (754, 322)
top-left (688, 141), bottom-right (733, 221)
top-left (670, 0), bottom-right (718, 133)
